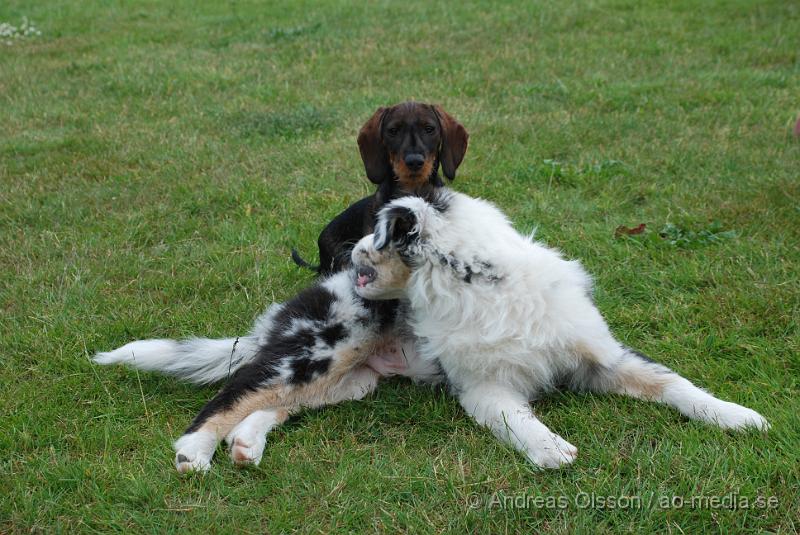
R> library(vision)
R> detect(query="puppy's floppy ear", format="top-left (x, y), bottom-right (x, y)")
top-left (374, 206), bottom-right (418, 251)
top-left (432, 105), bottom-right (469, 181)
top-left (357, 107), bottom-right (392, 184)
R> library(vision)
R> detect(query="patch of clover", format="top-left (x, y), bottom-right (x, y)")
top-left (1, 17), bottom-right (42, 46)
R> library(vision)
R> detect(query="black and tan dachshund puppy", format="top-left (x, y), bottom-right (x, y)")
top-left (292, 102), bottom-right (468, 275)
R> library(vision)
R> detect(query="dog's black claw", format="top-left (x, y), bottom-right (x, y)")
top-left (176, 454), bottom-right (189, 464)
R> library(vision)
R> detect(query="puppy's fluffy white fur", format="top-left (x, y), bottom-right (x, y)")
top-left (351, 189), bottom-right (768, 468)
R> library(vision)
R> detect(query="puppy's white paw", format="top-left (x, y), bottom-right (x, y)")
top-left (526, 433), bottom-right (578, 469)
top-left (229, 436), bottom-right (266, 466)
top-left (706, 402), bottom-right (770, 431)
top-left (175, 453), bottom-right (212, 473)
top-left (224, 410), bottom-right (282, 467)
top-left (174, 431), bottom-right (217, 473)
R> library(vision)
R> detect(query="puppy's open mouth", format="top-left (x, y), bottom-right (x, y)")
top-left (355, 266), bottom-right (377, 288)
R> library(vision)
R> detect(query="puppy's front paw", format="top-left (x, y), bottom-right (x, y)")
top-left (526, 433), bottom-right (578, 469)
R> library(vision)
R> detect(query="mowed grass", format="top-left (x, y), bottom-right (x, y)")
top-left (1, 0), bottom-right (798, 532)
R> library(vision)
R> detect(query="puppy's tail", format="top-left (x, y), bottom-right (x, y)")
top-left (93, 336), bottom-right (260, 385)
top-left (291, 248), bottom-right (320, 272)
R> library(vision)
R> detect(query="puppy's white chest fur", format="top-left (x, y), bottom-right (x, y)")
top-left (407, 239), bottom-right (596, 394)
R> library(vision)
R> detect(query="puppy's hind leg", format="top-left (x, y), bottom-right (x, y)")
top-left (320, 365), bottom-right (381, 405)
top-left (174, 369), bottom-right (288, 472)
top-left (573, 339), bottom-right (769, 431)
top-left (174, 430), bottom-right (218, 473)
top-left (226, 409), bottom-right (289, 466)
top-left (458, 383), bottom-right (578, 469)
top-left (223, 367), bottom-right (379, 467)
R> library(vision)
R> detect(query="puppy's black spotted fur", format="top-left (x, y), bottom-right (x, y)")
top-left (95, 268), bottom-right (442, 472)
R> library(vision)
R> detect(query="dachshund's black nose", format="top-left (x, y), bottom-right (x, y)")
top-left (404, 153), bottom-right (425, 170)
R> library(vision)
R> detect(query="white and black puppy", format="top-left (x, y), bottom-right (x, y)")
top-left (95, 269), bottom-right (440, 473)
top-left (351, 188), bottom-right (769, 469)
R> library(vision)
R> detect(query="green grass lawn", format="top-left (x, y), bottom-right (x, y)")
top-left (1, 0), bottom-right (798, 532)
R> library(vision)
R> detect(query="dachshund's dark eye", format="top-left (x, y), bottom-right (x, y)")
top-left (424, 125), bottom-right (435, 134)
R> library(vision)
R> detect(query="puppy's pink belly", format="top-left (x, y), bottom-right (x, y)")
top-left (367, 339), bottom-right (408, 376)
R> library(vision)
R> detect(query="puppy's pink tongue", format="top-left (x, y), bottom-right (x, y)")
top-left (357, 275), bottom-right (369, 287)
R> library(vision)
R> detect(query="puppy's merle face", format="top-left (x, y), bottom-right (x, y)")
top-left (352, 195), bottom-right (445, 300)
top-left (351, 228), bottom-right (413, 301)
